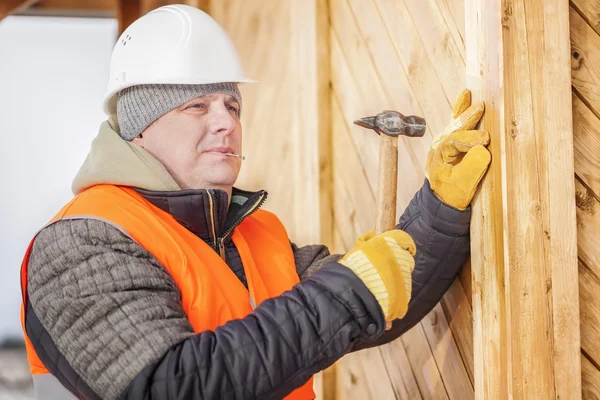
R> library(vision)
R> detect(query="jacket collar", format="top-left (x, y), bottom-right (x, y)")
top-left (134, 187), bottom-right (267, 248)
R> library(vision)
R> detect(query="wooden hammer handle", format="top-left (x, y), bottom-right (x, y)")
top-left (375, 134), bottom-right (398, 235)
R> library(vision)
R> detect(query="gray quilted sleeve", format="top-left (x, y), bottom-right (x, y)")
top-left (27, 219), bottom-right (195, 399)
top-left (292, 243), bottom-right (342, 280)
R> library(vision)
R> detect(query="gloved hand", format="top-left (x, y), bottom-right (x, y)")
top-left (425, 89), bottom-right (491, 210)
top-left (339, 230), bottom-right (416, 322)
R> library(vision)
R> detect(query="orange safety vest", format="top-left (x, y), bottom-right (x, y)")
top-left (20, 184), bottom-right (315, 399)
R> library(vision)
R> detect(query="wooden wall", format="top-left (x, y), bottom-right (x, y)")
top-left (211, 0), bottom-right (597, 398)
top-left (213, 0), bottom-right (474, 399)
top-left (329, 0), bottom-right (474, 399)
top-left (570, 0), bottom-right (600, 398)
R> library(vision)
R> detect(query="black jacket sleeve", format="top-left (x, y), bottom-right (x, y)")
top-left (351, 179), bottom-right (471, 351)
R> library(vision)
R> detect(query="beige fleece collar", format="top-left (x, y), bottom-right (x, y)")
top-left (72, 116), bottom-right (181, 195)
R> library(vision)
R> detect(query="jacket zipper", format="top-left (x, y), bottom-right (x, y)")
top-left (206, 190), bottom-right (218, 250)
top-left (216, 192), bottom-right (267, 261)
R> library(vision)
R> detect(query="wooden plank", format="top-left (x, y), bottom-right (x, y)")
top-left (582, 352), bottom-right (600, 400)
top-left (379, 340), bottom-right (424, 400)
top-left (501, 0), bottom-right (580, 397)
top-left (578, 260), bottom-right (600, 369)
top-left (335, 351), bottom-right (381, 400)
top-left (212, 1), bottom-right (301, 243)
top-left (571, 0), bottom-right (600, 37)
top-left (420, 303), bottom-right (473, 399)
top-left (465, 0), bottom-right (508, 397)
top-left (1, 0), bottom-right (38, 19)
top-left (440, 279), bottom-right (474, 385)
top-left (373, 0), bottom-right (453, 137)
top-left (401, 324), bottom-right (450, 400)
top-left (468, 0), bottom-right (581, 398)
top-left (576, 178), bottom-right (600, 281)
top-left (573, 93), bottom-right (600, 199)
top-left (116, 0), bottom-right (142, 37)
top-left (330, 0), bottom-right (423, 210)
top-left (331, 94), bottom-right (376, 246)
top-left (459, 259), bottom-right (472, 306)
top-left (570, 6), bottom-right (600, 117)
top-left (430, 0), bottom-right (466, 62)
top-left (436, 0), bottom-right (465, 45)
top-left (290, 0), bottom-right (333, 247)
top-left (401, 0), bottom-right (465, 103)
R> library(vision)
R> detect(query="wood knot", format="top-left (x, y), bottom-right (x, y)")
top-left (509, 119), bottom-right (517, 138)
top-left (576, 187), bottom-right (596, 214)
top-left (502, 3), bottom-right (513, 28)
top-left (350, 372), bottom-right (358, 385)
top-left (572, 49), bottom-right (584, 71)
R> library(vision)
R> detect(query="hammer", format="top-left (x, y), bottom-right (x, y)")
top-left (354, 110), bottom-right (427, 234)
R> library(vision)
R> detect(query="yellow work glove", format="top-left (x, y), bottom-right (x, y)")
top-left (339, 230), bottom-right (416, 322)
top-left (425, 89), bottom-right (491, 210)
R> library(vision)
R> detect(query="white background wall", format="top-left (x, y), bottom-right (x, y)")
top-left (0, 15), bottom-right (117, 341)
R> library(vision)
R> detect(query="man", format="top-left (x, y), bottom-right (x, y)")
top-left (19, 4), bottom-right (491, 400)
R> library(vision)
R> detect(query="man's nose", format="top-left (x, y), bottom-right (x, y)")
top-left (208, 105), bottom-right (236, 135)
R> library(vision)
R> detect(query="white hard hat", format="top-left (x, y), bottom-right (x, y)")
top-left (103, 4), bottom-right (255, 115)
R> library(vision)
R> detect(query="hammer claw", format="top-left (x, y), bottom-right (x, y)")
top-left (353, 116), bottom-right (376, 130)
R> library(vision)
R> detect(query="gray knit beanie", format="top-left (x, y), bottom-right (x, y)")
top-left (117, 82), bottom-right (242, 141)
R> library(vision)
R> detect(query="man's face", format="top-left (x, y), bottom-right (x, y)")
top-left (132, 93), bottom-right (242, 191)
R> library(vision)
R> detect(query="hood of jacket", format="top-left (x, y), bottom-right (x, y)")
top-left (72, 116), bottom-right (181, 195)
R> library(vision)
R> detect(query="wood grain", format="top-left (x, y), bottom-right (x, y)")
top-left (570, 6), bottom-right (600, 118)
top-left (465, 0), bottom-right (508, 397)
top-left (573, 93), bottom-right (600, 200)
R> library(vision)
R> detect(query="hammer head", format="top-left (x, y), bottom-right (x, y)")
top-left (354, 110), bottom-right (426, 137)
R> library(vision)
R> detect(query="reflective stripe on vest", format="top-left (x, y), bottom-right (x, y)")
top-left (21, 184), bottom-right (315, 399)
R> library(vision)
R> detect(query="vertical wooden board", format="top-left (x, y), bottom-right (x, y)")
top-left (440, 279), bottom-right (474, 385)
top-left (401, 324), bottom-right (450, 400)
top-left (465, 0), bottom-right (508, 397)
top-left (290, 0), bottom-right (332, 246)
top-left (570, 7), bottom-right (600, 117)
top-left (379, 341), bottom-right (424, 400)
top-left (420, 303), bottom-right (473, 399)
top-left (573, 92), bottom-right (600, 199)
top-left (582, 353), bottom-right (600, 400)
top-left (578, 260), bottom-right (600, 369)
top-left (541, 1), bottom-right (581, 397)
top-left (570, 0), bottom-right (600, 36)
top-left (402, 0), bottom-right (465, 102)
top-left (576, 179), bottom-right (600, 284)
top-left (211, 1), bottom-right (298, 240)
top-left (501, 0), bottom-right (580, 397)
top-left (459, 260), bottom-right (472, 306)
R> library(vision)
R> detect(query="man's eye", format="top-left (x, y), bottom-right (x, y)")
top-left (227, 105), bottom-right (239, 113)
top-left (188, 103), bottom-right (206, 109)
